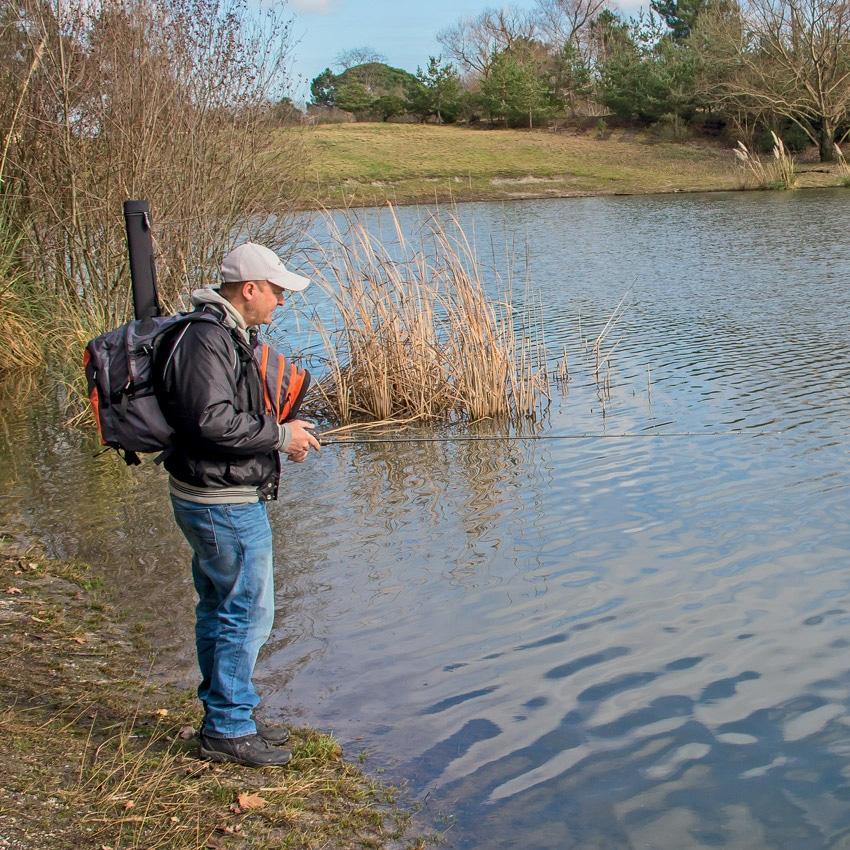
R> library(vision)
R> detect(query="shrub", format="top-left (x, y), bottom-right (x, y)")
top-left (1, 0), bottom-right (306, 349)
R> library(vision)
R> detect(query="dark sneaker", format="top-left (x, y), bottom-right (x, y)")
top-left (255, 720), bottom-right (290, 746)
top-left (199, 719), bottom-right (291, 746)
top-left (200, 732), bottom-right (292, 767)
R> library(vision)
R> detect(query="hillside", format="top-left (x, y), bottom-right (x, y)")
top-left (299, 122), bottom-right (847, 208)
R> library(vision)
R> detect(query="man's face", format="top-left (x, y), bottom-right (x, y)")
top-left (244, 280), bottom-right (286, 326)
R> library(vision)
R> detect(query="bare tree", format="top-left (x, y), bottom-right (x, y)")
top-left (333, 46), bottom-right (386, 70)
top-left (437, 7), bottom-right (538, 76)
top-left (696, 0), bottom-right (850, 161)
top-left (535, 0), bottom-right (610, 47)
top-left (2, 0), bottom-right (307, 331)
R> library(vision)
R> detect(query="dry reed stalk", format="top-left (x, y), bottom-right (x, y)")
top-left (304, 205), bottom-right (549, 426)
top-left (835, 144), bottom-right (850, 185)
top-left (592, 287), bottom-right (632, 385)
top-left (555, 346), bottom-right (570, 385)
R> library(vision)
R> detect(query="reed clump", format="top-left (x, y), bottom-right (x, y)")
top-left (733, 132), bottom-right (797, 189)
top-left (304, 206), bottom-right (549, 426)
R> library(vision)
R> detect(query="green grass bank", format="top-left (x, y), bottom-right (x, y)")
top-left (301, 122), bottom-right (850, 208)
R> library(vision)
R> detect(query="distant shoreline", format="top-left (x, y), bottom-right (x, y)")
top-left (298, 122), bottom-right (848, 210)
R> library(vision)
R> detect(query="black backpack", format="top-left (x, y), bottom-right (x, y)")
top-left (83, 312), bottom-right (310, 465)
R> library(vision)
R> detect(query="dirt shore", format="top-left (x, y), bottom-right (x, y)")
top-left (0, 526), bottom-right (426, 850)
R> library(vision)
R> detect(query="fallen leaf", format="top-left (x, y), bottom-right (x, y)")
top-left (71, 636), bottom-right (87, 645)
top-left (179, 725), bottom-right (195, 740)
top-left (5, 587), bottom-right (22, 595)
top-left (123, 800), bottom-right (135, 810)
top-left (237, 792), bottom-right (267, 810)
top-left (156, 708), bottom-right (169, 717)
top-left (170, 816), bottom-right (179, 823)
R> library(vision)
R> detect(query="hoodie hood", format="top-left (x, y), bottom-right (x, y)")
top-left (191, 288), bottom-right (250, 342)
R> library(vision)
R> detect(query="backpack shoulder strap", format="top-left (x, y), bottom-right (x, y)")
top-left (155, 308), bottom-right (245, 383)
top-left (155, 310), bottom-right (222, 378)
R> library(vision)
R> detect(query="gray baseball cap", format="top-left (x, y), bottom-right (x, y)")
top-left (220, 242), bottom-right (310, 292)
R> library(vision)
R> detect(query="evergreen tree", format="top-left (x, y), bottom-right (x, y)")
top-left (310, 68), bottom-right (336, 106)
top-left (599, 14), bottom-right (699, 123)
top-left (371, 94), bottom-right (406, 121)
top-left (650, 0), bottom-right (705, 40)
top-left (335, 81), bottom-right (373, 116)
top-left (406, 57), bottom-right (461, 123)
top-left (480, 50), bottom-right (551, 128)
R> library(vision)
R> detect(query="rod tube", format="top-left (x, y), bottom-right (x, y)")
top-left (123, 199), bottom-right (160, 320)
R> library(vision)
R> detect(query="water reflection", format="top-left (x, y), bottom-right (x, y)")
top-left (2, 190), bottom-right (850, 849)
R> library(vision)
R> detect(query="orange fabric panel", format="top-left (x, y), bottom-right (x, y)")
top-left (282, 366), bottom-right (306, 422)
top-left (258, 344), bottom-right (273, 415)
top-left (83, 349), bottom-right (105, 445)
top-left (275, 354), bottom-right (286, 420)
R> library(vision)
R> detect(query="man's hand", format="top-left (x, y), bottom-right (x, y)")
top-left (285, 420), bottom-right (320, 462)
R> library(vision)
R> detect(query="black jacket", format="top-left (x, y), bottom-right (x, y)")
top-left (154, 305), bottom-right (281, 500)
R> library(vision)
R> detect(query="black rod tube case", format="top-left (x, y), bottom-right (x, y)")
top-left (123, 200), bottom-right (161, 320)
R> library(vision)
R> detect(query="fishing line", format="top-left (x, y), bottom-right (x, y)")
top-left (317, 429), bottom-right (798, 446)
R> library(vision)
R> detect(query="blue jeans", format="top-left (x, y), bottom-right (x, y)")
top-left (171, 497), bottom-right (275, 738)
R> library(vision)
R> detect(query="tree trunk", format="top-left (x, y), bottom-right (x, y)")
top-left (528, 109), bottom-right (533, 129)
top-left (819, 119), bottom-right (835, 162)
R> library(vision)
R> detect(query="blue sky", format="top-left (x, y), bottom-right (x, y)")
top-left (288, 0), bottom-right (532, 98)
top-left (286, 0), bottom-right (640, 101)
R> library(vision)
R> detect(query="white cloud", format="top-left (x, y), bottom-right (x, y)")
top-left (291, 0), bottom-right (335, 12)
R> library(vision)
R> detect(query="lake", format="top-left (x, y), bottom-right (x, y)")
top-left (3, 189), bottom-right (850, 849)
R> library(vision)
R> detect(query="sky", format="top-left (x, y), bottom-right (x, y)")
top-left (286, 0), bottom-right (642, 102)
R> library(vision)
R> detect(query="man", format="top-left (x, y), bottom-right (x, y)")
top-left (155, 242), bottom-right (321, 767)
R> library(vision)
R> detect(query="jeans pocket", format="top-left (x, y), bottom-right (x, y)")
top-left (173, 504), bottom-right (220, 556)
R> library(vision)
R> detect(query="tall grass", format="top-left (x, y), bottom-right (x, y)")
top-left (733, 131), bottom-right (797, 189)
top-left (835, 143), bottom-right (850, 186)
top-left (303, 206), bottom-right (549, 427)
top-left (0, 200), bottom-right (43, 374)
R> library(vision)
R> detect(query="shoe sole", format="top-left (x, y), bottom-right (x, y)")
top-left (199, 745), bottom-right (292, 767)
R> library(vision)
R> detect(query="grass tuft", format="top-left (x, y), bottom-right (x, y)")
top-left (733, 132), bottom-right (797, 190)
top-left (834, 143), bottom-right (850, 187)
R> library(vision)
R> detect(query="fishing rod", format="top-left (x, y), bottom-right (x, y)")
top-left (316, 429), bottom-right (796, 446)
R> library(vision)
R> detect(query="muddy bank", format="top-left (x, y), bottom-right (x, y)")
top-left (0, 523), bottom-right (427, 850)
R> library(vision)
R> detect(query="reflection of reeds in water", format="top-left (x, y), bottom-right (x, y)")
top-left (305, 205), bottom-right (549, 426)
top-left (734, 132), bottom-right (796, 190)
top-left (554, 346), bottom-right (570, 387)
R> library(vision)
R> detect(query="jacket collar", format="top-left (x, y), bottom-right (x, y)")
top-left (191, 288), bottom-right (251, 343)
